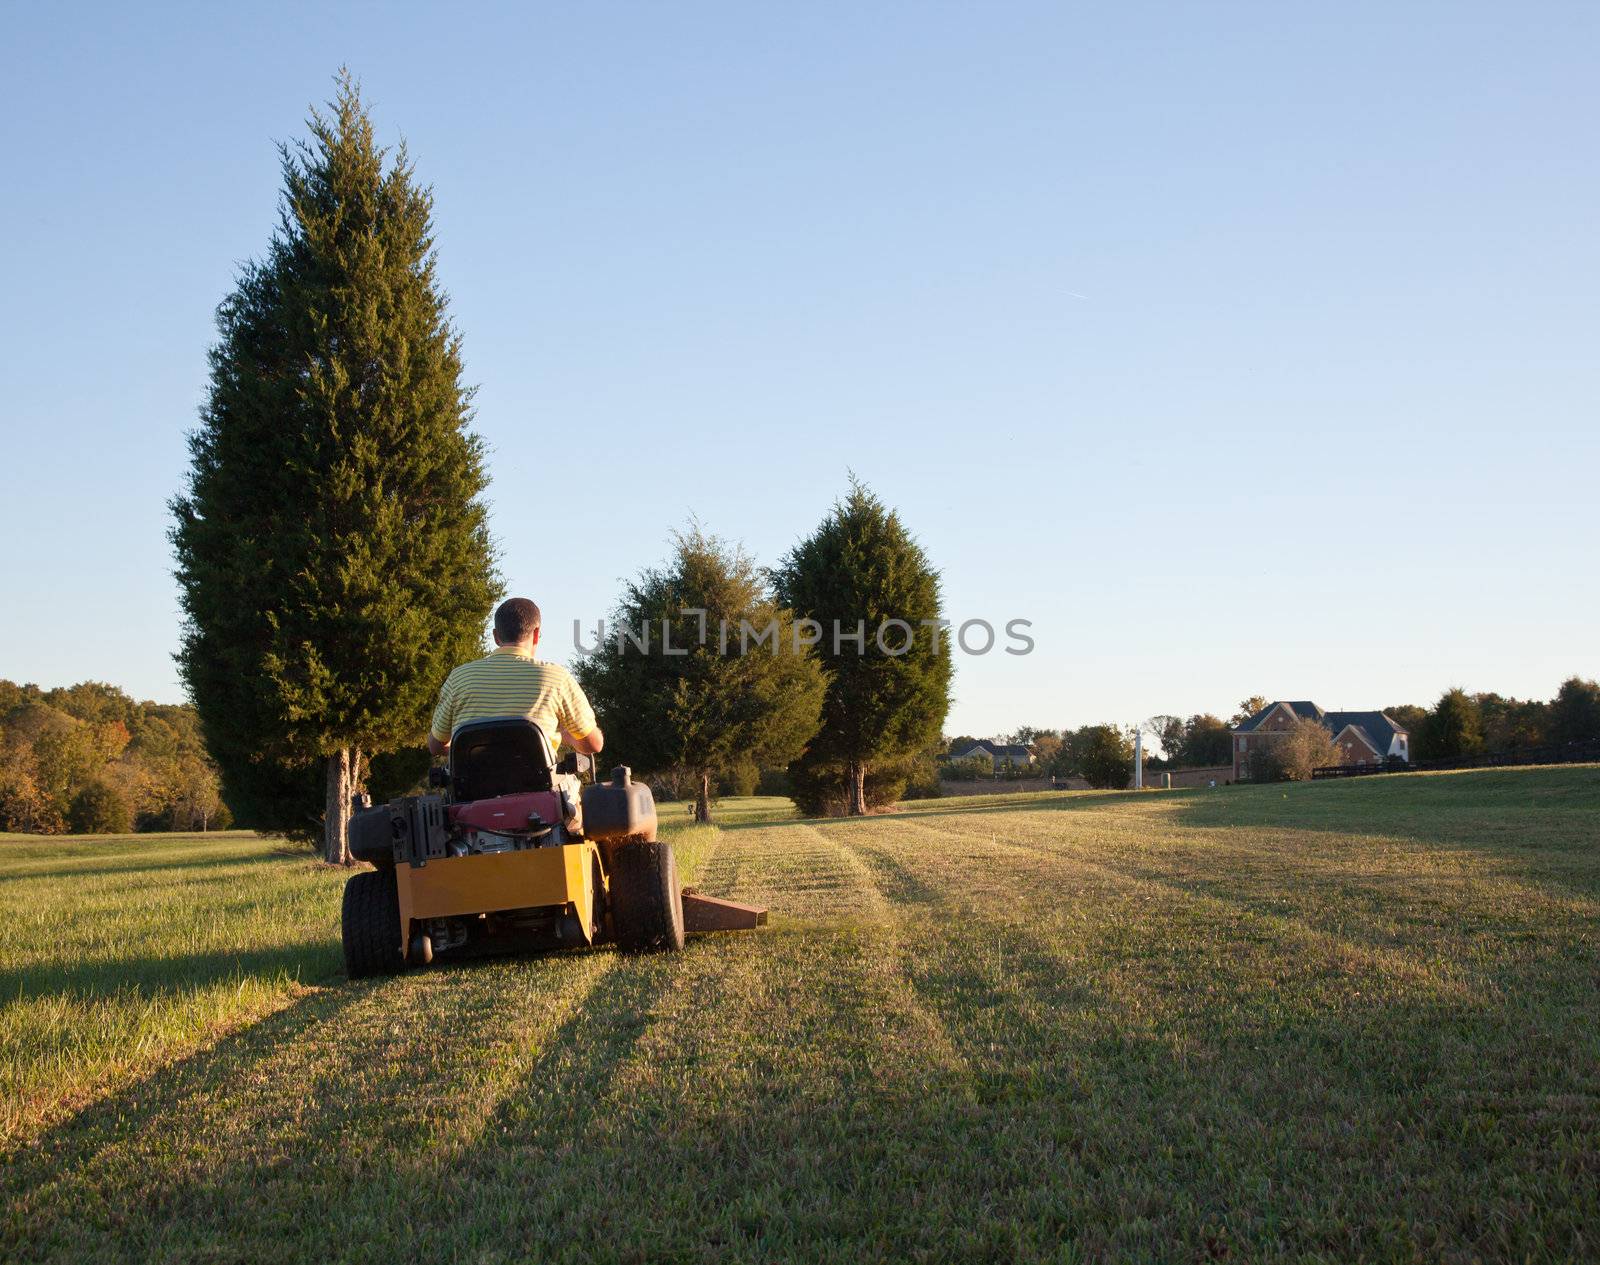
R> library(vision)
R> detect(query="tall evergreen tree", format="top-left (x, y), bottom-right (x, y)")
top-left (774, 480), bottom-right (951, 815)
top-left (1548, 676), bottom-right (1600, 745)
top-left (577, 528), bottom-right (825, 822)
top-left (171, 74), bottom-right (497, 862)
top-left (1421, 687), bottom-right (1485, 760)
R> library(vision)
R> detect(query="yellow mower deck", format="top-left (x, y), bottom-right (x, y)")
top-left (396, 841), bottom-right (604, 953)
top-left (393, 840), bottom-right (767, 956)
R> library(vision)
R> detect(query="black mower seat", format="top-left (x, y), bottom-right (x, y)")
top-left (450, 718), bottom-right (555, 802)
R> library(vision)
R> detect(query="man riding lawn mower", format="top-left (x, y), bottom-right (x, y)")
top-left (339, 598), bottom-right (764, 979)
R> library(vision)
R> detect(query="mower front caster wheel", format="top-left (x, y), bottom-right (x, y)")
top-left (610, 841), bottom-right (685, 951)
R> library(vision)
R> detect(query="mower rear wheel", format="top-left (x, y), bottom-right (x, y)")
top-left (342, 867), bottom-right (405, 979)
top-left (610, 841), bottom-right (685, 951)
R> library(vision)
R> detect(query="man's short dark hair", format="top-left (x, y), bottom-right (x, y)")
top-left (494, 597), bottom-right (541, 643)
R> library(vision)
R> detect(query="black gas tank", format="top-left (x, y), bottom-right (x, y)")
top-left (580, 766), bottom-right (658, 841)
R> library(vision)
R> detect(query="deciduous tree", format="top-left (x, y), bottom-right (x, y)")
top-left (1075, 725), bottom-right (1133, 790)
top-left (68, 781), bottom-right (134, 834)
top-left (1383, 704), bottom-right (1429, 754)
top-left (1231, 696), bottom-right (1269, 726)
top-left (1143, 715), bottom-right (1184, 764)
top-left (1177, 714), bottom-right (1232, 767)
top-left (1476, 693), bottom-right (1548, 752)
top-left (1250, 720), bottom-right (1337, 781)
top-left (1030, 733), bottom-right (1063, 769)
top-left (0, 750), bottom-right (58, 834)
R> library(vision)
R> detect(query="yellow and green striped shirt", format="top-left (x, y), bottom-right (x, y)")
top-left (430, 647), bottom-right (597, 749)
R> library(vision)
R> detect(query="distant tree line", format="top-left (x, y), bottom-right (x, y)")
top-left (9, 671), bottom-right (1594, 832)
top-left (1385, 677), bottom-right (1600, 762)
top-left (0, 680), bottom-right (228, 834)
top-left (943, 676), bottom-right (1600, 793)
top-left (940, 725), bottom-right (1140, 790)
top-left (1234, 678), bottom-right (1600, 783)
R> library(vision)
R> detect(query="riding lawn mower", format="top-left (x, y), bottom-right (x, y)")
top-left (340, 718), bottom-right (765, 978)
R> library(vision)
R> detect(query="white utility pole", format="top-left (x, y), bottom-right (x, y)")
top-left (1133, 728), bottom-right (1143, 790)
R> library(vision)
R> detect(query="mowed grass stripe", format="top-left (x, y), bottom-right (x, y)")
top-left (909, 795), bottom-right (1598, 989)
top-left (8, 819), bottom-right (984, 1262)
top-left (699, 819), bottom-right (894, 930)
top-left (0, 842), bottom-right (298, 886)
top-left (874, 810), bottom-right (1479, 999)
top-left (818, 808), bottom-right (1599, 1260)
top-left (402, 820), bottom-right (983, 1263)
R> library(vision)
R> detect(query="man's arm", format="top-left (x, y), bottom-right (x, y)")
top-left (562, 725), bottom-right (604, 756)
top-left (427, 671), bottom-right (457, 759)
top-left (558, 671), bottom-right (604, 756)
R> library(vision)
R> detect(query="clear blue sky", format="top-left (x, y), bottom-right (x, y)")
top-left (2, 1), bottom-right (1595, 738)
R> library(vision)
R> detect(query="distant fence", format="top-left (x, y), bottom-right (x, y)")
top-left (1313, 739), bottom-right (1600, 780)
top-left (1148, 764), bottom-right (1234, 789)
top-left (942, 776), bottom-right (1089, 795)
top-left (1311, 758), bottom-right (1409, 780)
top-left (945, 768), bottom-right (1233, 793)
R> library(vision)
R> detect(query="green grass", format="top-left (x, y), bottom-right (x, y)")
top-left (3, 767), bottom-right (1598, 1262)
top-left (664, 793), bottom-right (801, 826)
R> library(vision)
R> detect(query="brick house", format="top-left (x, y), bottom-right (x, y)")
top-left (951, 739), bottom-right (1034, 768)
top-left (1230, 701), bottom-right (1409, 780)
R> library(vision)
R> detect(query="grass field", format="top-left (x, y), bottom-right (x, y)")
top-left (3, 768), bottom-right (1597, 1262)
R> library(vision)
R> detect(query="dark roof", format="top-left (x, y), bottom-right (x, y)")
top-left (1232, 701), bottom-right (1409, 751)
top-left (1324, 710), bottom-right (1407, 748)
top-left (953, 740), bottom-right (996, 758)
top-left (957, 739), bottom-right (1032, 761)
top-left (1234, 700), bottom-right (1322, 733)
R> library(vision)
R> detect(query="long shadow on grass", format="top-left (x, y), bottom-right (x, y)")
top-left (0, 938), bottom-right (341, 1003)
top-left (0, 981), bottom-right (367, 1213)
top-left (413, 927), bottom-right (981, 1261)
top-left (1, 947), bottom-right (683, 1263)
top-left (419, 952), bottom-right (679, 1176)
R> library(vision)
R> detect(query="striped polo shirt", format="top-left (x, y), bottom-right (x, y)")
top-left (430, 647), bottom-right (597, 749)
